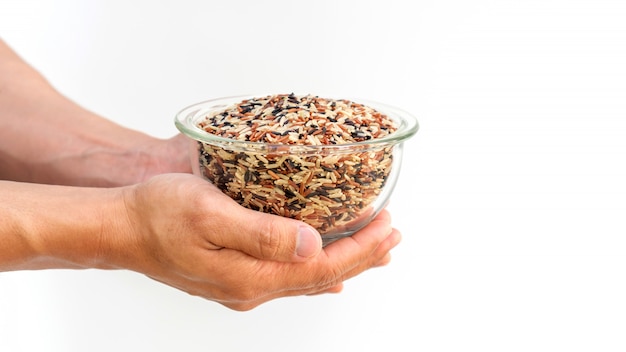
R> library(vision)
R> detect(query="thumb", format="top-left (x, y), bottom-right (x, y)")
top-left (216, 207), bottom-right (323, 262)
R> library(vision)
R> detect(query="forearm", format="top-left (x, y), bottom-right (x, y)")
top-left (0, 39), bottom-right (185, 186)
top-left (0, 180), bottom-right (130, 271)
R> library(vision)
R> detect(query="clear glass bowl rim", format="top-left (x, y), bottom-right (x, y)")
top-left (174, 94), bottom-right (419, 154)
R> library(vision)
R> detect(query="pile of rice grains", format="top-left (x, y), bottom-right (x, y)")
top-left (196, 93), bottom-right (398, 235)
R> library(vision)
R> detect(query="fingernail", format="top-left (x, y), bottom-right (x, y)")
top-left (296, 226), bottom-right (321, 258)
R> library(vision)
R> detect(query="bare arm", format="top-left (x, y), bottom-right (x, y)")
top-left (0, 38), bottom-right (190, 187)
top-left (0, 180), bottom-right (123, 271)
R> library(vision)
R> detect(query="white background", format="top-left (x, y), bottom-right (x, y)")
top-left (1, 0), bottom-right (626, 351)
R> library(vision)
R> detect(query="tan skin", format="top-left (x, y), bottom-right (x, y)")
top-left (0, 38), bottom-right (401, 311)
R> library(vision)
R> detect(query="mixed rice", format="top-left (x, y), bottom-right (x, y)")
top-left (196, 93), bottom-right (398, 237)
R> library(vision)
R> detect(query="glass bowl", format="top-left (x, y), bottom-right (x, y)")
top-left (175, 95), bottom-right (418, 246)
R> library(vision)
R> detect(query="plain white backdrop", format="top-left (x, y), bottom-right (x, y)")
top-left (1, 0), bottom-right (626, 351)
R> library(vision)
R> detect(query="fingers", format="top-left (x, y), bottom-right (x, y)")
top-left (206, 202), bottom-right (323, 263)
top-left (337, 227), bottom-right (401, 280)
top-left (255, 209), bottom-right (400, 293)
top-left (321, 210), bottom-right (401, 280)
top-left (320, 209), bottom-right (394, 269)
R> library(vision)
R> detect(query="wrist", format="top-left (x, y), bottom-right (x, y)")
top-left (92, 185), bottom-right (146, 271)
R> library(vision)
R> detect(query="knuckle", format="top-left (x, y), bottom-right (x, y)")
top-left (256, 218), bottom-right (285, 259)
top-left (313, 265), bottom-right (344, 288)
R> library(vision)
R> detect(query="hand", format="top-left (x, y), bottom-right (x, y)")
top-left (113, 173), bottom-right (401, 311)
top-left (128, 133), bottom-right (193, 182)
